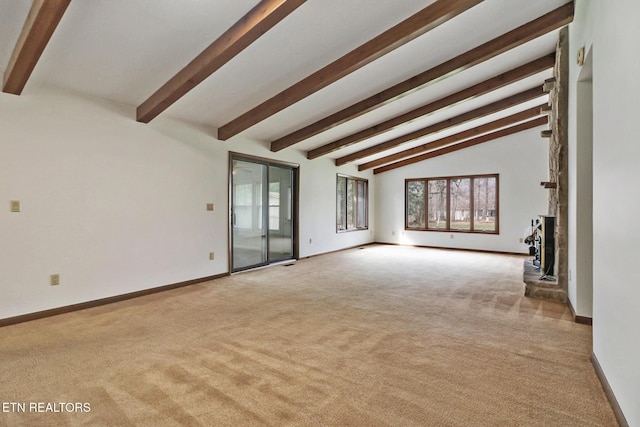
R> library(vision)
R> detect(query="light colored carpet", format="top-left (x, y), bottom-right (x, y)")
top-left (0, 245), bottom-right (617, 426)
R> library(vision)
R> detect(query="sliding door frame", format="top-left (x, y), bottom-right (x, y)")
top-left (228, 152), bottom-right (299, 273)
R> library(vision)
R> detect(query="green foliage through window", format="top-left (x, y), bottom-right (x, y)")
top-left (337, 175), bottom-right (368, 232)
top-left (406, 174), bottom-right (498, 233)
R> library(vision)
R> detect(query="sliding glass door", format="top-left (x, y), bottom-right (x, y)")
top-left (268, 165), bottom-right (294, 263)
top-left (231, 155), bottom-right (296, 272)
top-left (231, 160), bottom-right (267, 270)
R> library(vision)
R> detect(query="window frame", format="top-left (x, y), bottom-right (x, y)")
top-left (405, 173), bottom-right (499, 234)
top-left (336, 174), bottom-right (369, 233)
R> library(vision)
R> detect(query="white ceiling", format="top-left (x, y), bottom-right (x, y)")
top-left (0, 0), bottom-right (568, 168)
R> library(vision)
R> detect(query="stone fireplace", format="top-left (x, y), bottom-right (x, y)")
top-left (524, 27), bottom-right (569, 303)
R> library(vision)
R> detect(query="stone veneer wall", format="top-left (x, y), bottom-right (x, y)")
top-left (525, 27), bottom-right (569, 302)
top-left (550, 27), bottom-right (569, 297)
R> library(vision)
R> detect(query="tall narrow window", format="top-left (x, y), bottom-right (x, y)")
top-left (337, 176), bottom-right (347, 231)
top-left (450, 178), bottom-right (471, 231)
top-left (405, 174), bottom-right (499, 234)
top-left (473, 176), bottom-right (497, 232)
top-left (268, 181), bottom-right (280, 231)
top-left (346, 179), bottom-right (355, 230)
top-left (406, 180), bottom-right (426, 229)
top-left (337, 174), bottom-right (368, 232)
top-left (428, 179), bottom-right (448, 230)
top-left (357, 180), bottom-right (367, 229)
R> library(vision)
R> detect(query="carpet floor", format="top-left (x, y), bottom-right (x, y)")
top-left (0, 245), bottom-right (617, 426)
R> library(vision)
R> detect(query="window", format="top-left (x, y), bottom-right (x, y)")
top-left (406, 174), bottom-right (498, 233)
top-left (268, 181), bottom-right (280, 231)
top-left (233, 182), bottom-right (256, 229)
top-left (337, 175), bottom-right (368, 232)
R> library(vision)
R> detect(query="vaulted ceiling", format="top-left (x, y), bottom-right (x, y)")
top-left (1, 0), bottom-right (573, 173)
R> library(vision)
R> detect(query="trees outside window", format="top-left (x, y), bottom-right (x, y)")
top-left (406, 181), bottom-right (426, 228)
top-left (337, 175), bottom-right (368, 232)
top-left (473, 177), bottom-right (497, 232)
top-left (450, 178), bottom-right (471, 231)
top-left (406, 174), bottom-right (498, 233)
top-left (428, 179), bottom-right (448, 230)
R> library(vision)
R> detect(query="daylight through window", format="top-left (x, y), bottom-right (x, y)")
top-left (337, 175), bottom-right (368, 232)
top-left (406, 174), bottom-right (498, 233)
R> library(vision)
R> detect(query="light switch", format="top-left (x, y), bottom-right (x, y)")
top-left (209, 252), bottom-right (215, 260)
top-left (206, 203), bottom-right (214, 212)
top-left (10, 200), bottom-right (20, 212)
top-left (50, 274), bottom-right (60, 286)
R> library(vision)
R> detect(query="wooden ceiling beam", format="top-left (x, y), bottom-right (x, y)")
top-left (333, 86), bottom-right (545, 166)
top-left (359, 104), bottom-right (546, 171)
top-left (137, 0), bottom-right (306, 123)
top-left (218, 0), bottom-right (484, 140)
top-left (270, 2), bottom-right (573, 152)
top-left (373, 116), bottom-right (548, 174)
top-left (3, 0), bottom-right (72, 95)
top-left (309, 54), bottom-right (554, 160)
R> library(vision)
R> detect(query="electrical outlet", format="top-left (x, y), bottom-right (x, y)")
top-left (519, 237), bottom-right (524, 243)
top-left (50, 274), bottom-right (60, 286)
top-left (10, 200), bottom-right (20, 212)
top-left (206, 203), bottom-right (214, 211)
top-left (450, 234), bottom-right (454, 239)
top-left (209, 252), bottom-right (215, 260)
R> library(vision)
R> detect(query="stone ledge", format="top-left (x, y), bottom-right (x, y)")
top-left (523, 259), bottom-right (567, 303)
top-left (524, 285), bottom-right (567, 303)
top-left (523, 259), bottom-right (557, 287)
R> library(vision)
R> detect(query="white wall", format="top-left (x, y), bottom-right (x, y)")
top-left (567, 0), bottom-right (594, 319)
top-left (0, 85), bottom-right (373, 320)
top-left (374, 126), bottom-right (548, 254)
top-left (589, 0), bottom-right (640, 423)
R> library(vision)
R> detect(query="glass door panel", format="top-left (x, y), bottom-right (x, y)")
top-left (231, 157), bottom-right (297, 272)
top-left (232, 160), bottom-right (267, 271)
top-left (268, 165), bottom-right (293, 262)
